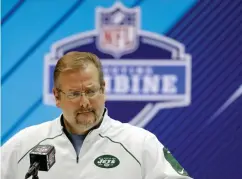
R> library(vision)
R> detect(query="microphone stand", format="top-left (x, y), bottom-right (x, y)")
top-left (32, 166), bottom-right (39, 179)
top-left (25, 162), bottom-right (40, 179)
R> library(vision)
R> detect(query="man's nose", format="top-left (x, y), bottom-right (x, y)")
top-left (79, 93), bottom-right (90, 108)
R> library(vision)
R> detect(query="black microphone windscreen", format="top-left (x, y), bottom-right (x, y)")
top-left (29, 145), bottom-right (56, 171)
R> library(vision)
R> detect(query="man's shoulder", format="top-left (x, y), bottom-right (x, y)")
top-left (108, 117), bottom-right (155, 142)
top-left (7, 116), bottom-right (61, 144)
top-left (22, 118), bottom-right (58, 134)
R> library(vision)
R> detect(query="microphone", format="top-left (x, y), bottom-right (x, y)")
top-left (25, 145), bottom-right (56, 179)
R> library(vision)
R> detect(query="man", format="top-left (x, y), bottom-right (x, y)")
top-left (1, 52), bottom-right (192, 179)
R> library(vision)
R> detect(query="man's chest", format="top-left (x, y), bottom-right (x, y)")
top-left (18, 139), bottom-right (142, 179)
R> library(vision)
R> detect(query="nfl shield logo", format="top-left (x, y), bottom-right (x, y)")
top-left (44, 2), bottom-right (192, 128)
top-left (96, 3), bottom-right (140, 58)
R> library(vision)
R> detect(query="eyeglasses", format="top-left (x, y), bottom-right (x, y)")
top-left (57, 87), bottom-right (102, 101)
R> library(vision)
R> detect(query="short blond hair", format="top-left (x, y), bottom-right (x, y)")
top-left (53, 51), bottom-right (104, 88)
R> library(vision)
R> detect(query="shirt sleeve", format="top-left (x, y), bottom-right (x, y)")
top-left (1, 134), bottom-right (20, 179)
top-left (142, 133), bottom-right (193, 179)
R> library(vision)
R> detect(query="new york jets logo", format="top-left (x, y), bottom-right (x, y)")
top-left (94, 155), bottom-right (120, 168)
top-left (163, 148), bottom-right (190, 176)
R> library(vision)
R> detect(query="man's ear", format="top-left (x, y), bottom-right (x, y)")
top-left (101, 81), bottom-right (106, 101)
top-left (53, 88), bottom-right (60, 108)
top-left (101, 81), bottom-right (106, 94)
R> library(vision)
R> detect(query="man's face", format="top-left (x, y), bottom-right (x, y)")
top-left (53, 63), bottom-right (105, 134)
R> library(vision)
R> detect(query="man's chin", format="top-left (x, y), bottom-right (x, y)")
top-left (76, 113), bottom-right (96, 125)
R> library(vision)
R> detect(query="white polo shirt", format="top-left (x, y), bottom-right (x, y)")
top-left (1, 109), bottom-right (192, 179)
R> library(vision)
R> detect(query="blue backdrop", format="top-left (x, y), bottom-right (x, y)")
top-left (2, 0), bottom-right (242, 178)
